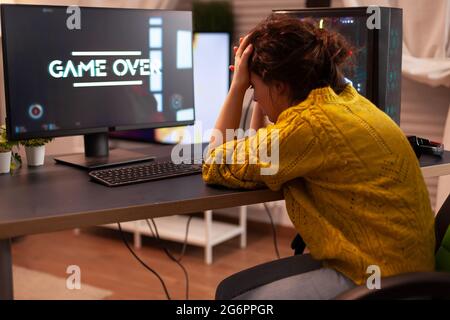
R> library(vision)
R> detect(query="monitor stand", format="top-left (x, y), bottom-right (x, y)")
top-left (54, 132), bottom-right (155, 170)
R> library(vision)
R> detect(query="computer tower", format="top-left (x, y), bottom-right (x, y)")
top-left (275, 7), bottom-right (403, 125)
top-left (376, 7), bottom-right (403, 125)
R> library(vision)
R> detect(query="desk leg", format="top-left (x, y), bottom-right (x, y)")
top-left (239, 206), bottom-right (247, 248)
top-left (0, 238), bottom-right (13, 300)
top-left (204, 211), bottom-right (213, 265)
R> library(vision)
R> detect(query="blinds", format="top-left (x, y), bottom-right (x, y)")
top-left (231, 0), bottom-right (306, 40)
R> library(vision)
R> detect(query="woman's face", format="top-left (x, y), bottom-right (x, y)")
top-left (250, 72), bottom-right (290, 123)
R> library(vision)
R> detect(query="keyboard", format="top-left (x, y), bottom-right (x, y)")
top-left (89, 161), bottom-right (203, 187)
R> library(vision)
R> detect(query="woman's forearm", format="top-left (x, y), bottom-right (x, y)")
top-left (208, 34), bottom-right (253, 151)
top-left (209, 84), bottom-right (246, 149)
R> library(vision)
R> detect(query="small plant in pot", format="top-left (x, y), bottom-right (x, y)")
top-left (20, 138), bottom-right (53, 167)
top-left (0, 125), bottom-right (14, 173)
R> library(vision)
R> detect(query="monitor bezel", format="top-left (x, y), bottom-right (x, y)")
top-left (1, 4), bottom-right (195, 141)
top-left (273, 7), bottom-right (376, 103)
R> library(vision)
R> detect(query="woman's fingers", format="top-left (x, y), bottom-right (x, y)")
top-left (229, 65), bottom-right (235, 72)
top-left (244, 43), bottom-right (253, 54)
top-left (240, 44), bottom-right (253, 66)
top-left (235, 34), bottom-right (250, 58)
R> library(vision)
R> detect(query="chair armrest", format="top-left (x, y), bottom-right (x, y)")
top-left (335, 272), bottom-right (450, 300)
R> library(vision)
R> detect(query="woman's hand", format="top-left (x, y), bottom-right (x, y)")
top-left (230, 35), bottom-right (253, 92)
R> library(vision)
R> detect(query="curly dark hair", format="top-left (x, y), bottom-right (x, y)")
top-left (248, 14), bottom-right (355, 104)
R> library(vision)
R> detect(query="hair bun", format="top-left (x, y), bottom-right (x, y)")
top-left (318, 30), bottom-right (352, 66)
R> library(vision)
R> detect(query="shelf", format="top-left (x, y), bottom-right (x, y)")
top-left (104, 215), bottom-right (244, 247)
top-left (99, 207), bottom-right (247, 264)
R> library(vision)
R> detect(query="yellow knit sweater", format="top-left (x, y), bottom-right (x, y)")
top-left (202, 85), bottom-right (436, 285)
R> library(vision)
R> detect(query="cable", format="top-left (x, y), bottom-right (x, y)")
top-left (148, 217), bottom-right (193, 262)
top-left (263, 203), bottom-right (281, 259)
top-left (146, 216), bottom-right (193, 299)
top-left (146, 219), bottom-right (157, 238)
top-left (147, 218), bottom-right (190, 299)
top-left (117, 222), bottom-right (172, 300)
top-left (178, 216), bottom-right (194, 261)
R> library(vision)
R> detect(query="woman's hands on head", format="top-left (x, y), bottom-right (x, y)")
top-left (230, 35), bottom-right (253, 92)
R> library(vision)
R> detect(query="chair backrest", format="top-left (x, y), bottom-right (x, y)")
top-left (436, 229), bottom-right (450, 272)
top-left (436, 195), bottom-right (450, 251)
top-left (335, 272), bottom-right (450, 300)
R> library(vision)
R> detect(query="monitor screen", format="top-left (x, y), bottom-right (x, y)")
top-left (155, 32), bottom-right (230, 144)
top-left (1, 5), bottom-right (195, 140)
top-left (276, 10), bottom-right (372, 99)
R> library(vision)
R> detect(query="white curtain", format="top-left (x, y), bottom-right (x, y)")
top-left (334, 0), bottom-right (450, 88)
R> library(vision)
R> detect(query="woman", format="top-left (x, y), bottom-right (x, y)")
top-left (202, 14), bottom-right (435, 299)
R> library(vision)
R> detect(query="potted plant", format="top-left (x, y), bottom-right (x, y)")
top-left (192, 1), bottom-right (234, 34)
top-left (0, 125), bottom-right (22, 174)
top-left (0, 125), bottom-right (16, 174)
top-left (20, 138), bottom-right (53, 167)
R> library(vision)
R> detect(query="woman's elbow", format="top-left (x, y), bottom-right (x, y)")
top-left (202, 163), bottom-right (220, 185)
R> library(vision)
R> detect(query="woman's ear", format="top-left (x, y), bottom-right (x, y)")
top-left (274, 81), bottom-right (289, 96)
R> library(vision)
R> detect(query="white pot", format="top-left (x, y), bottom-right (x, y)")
top-left (25, 145), bottom-right (46, 167)
top-left (0, 151), bottom-right (11, 174)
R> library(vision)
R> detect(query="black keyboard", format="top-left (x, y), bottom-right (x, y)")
top-left (89, 161), bottom-right (203, 187)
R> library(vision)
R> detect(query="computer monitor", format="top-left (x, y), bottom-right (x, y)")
top-left (275, 7), bottom-right (403, 125)
top-left (1, 4), bottom-right (195, 169)
top-left (111, 32), bottom-right (230, 145)
top-left (157, 32), bottom-right (230, 144)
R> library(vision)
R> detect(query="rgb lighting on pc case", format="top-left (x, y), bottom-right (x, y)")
top-left (276, 7), bottom-right (403, 125)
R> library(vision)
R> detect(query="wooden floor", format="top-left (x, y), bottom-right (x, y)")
top-left (11, 221), bottom-right (297, 300)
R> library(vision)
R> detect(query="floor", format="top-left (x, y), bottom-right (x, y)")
top-left (11, 221), bottom-right (297, 300)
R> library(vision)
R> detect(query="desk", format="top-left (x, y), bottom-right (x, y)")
top-left (0, 143), bottom-right (283, 300)
top-left (419, 150), bottom-right (450, 178)
top-left (1, 145), bottom-right (450, 300)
